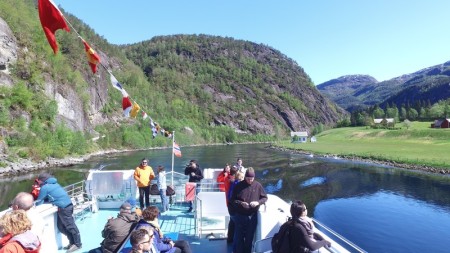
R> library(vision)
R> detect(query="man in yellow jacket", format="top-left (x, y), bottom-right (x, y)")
top-left (134, 158), bottom-right (155, 209)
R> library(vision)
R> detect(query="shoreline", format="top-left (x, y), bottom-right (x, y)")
top-left (3, 141), bottom-right (447, 177)
top-left (269, 145), bottom-right (450, 175)
top-left (0, 142), bottom-right (268, 177)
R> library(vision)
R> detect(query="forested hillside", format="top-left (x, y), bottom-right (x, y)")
top-left (0, 0), bottom-right (345, 165)
top-left (122, 35), bottom-right (346, 136)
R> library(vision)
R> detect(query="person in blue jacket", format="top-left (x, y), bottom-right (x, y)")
top-left (35, 172), bottom-right (82, 253)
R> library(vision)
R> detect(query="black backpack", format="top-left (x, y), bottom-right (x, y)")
top-left (271, 220), bottom-right (293, 253)
top-left (271, 219), bottom-right (310, 253)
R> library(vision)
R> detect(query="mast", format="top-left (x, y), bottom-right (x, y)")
top-left (171, 131), bottom-right (175, 187)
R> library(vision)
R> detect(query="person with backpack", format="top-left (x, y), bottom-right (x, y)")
top-left (272, 200), bottom-right (331, 253)
top-left (136, 206), bottom-right (191, 253)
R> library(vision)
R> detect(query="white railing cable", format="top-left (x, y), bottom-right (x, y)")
top-left (312, 218), bottom-right (367, 253)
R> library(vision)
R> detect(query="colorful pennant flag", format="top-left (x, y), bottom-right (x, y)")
top-left (38, 0), bottom-right (70, 54)
top-left (130, 102), bottom-right (141, 118)
top-left (142, 112), bottom-right (148, 120)
top-left (110, 74), bottom-right (128, 97)
top-left (173, 142), bottom-right (182, 157)
top-left (150, 120), bottom-right (158, 139)
top-left (81, 39), bottom-right (100, 73)
top-left (122, 96), bottom-right (132, 117)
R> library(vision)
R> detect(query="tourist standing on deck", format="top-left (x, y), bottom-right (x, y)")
top-left (184, 160), bottom-right (203, 212)
top-left (157, 165), bottom-right (169, 212)
top-left (35, 173), bottom-right (81, 253)
top-left (134, 158), bottom-right (155, 209)
top-left (216, 164), bottom-right (231, 192)
top-left (226, 171), bottom-right (243, 247)
top-left (230, 168), bottom-right (267, 253)
top-left (0, 210), bottom-right (41, 253)
top-left (235, 158), bottom-right (245, 174)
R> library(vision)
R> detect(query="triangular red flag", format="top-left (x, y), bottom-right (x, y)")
top-left (82, 39), bottom-right (101, 73)
top-left (38, 0), bottom-right (70, 54)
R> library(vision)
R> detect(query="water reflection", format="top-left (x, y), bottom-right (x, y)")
top-left (299, 176), bottom-right (327, 188)
top-left (264, 179), bottom-right (283, 193)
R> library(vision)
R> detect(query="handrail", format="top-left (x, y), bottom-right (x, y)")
top-left (166, 171), bottom-right (188, 177)
top-left (64, 181), bottom-right (86, 198)
top-left (312, 218), bottom-right (367, 253)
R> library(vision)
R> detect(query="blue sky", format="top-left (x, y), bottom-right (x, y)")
top-left (56, 0), bottom-right (450, 85)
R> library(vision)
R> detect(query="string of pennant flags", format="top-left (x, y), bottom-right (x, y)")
top-left (37, 0), bottom-right (179, 145)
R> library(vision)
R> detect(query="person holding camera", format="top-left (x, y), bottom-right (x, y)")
top-left (184, 160), bottom-right (203, 212)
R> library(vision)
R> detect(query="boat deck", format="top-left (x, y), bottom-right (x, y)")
top-left (59, 202), bottom-right (230, 253)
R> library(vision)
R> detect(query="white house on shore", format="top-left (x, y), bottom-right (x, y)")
top-left (373, 118), bottom-right (395, 127)
top-left (291, 131), bottom-right (308, 143)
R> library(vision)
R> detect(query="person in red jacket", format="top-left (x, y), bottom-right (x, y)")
top-left (216, 164), bottom-right (231, 192)
top-left (0, 210), bottom-right (41, 253)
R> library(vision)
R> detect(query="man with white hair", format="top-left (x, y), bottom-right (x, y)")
top-left (10, 192), bottom-right (45, 240)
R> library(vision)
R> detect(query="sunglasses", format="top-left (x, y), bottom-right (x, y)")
top-left (139, 234), bottom-right (154, 244)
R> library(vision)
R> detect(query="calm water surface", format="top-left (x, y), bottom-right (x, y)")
top-left (2, 143), bottom-right (450, 253)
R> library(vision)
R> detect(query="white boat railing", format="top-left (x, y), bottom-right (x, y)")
top-left (64, 181), bottom-right (95, 218)
top-left (312, 219), bottom-right (367, 253)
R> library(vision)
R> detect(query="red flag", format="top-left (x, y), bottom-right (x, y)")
top-left (38, 0), bottom-right (70, 54)
top-left (173, 142), bottom-right (182, 157)
top-left (82, 39), bottom-right (101, 73)
top-left (122, 96), bottom-right (132, 117)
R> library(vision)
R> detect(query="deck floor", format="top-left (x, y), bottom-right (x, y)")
top-left (59, 202), bottom-right (230, 253)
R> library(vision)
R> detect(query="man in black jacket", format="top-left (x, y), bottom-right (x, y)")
top-left (230, 167), bottom-right (267, 253)
top-left (184, 160), bottom-right (203, 212)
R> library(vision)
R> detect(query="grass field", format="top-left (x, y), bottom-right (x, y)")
top-left (276, 122), bottom-right (450, 170)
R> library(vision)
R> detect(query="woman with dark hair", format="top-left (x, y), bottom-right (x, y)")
top-left (289, 200), bottom-right (331, 252)
top-left (136, 206), bottom-right (191, 253)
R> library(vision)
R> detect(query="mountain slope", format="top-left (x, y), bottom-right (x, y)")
top-left (317, 62), bottom-right (450, 111)
top-left (122, 35), bottom-right (346, 134)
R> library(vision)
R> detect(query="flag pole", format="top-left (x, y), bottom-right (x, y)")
top-left (171, 131), bottom-right (175, 187)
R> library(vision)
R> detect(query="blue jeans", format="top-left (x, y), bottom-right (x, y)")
top-left (159, 189), bottom-right (169, 212)
top-left (233, 213), bottom-right (258, 253)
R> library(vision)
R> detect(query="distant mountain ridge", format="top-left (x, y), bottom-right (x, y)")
top-left (317, 61), bottom-right (450, 111)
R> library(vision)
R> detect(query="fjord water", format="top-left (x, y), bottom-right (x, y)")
top-left (2, 143), bottom-right (450, 252)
